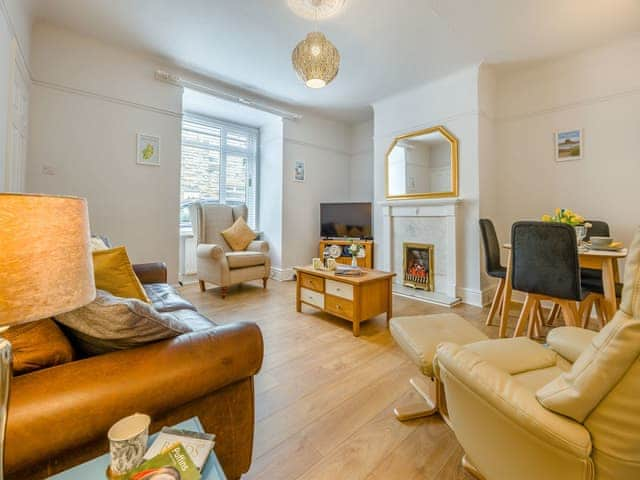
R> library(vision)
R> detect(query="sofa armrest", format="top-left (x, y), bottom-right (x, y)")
top-left (546, 327), bottom-right (597, 363)
top-left (197, 243), bottom-right (225, 260)
top-left (436, 342), bottom-right (591, 459)
top-left (5, 322), bottom-right (263, 474)
top-left (246, 240), bottom-right (269, 254)
top-left (133, 262), bottom-right (168, 284)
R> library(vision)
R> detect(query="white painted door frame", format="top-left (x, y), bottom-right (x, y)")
top-left (4, 37), bottom-right (29, 192)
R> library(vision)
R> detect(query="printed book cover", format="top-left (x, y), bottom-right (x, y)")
top-left (127, 443), bottom-right (201, 480)
top-left (144, 427), bottom-right (215, 471)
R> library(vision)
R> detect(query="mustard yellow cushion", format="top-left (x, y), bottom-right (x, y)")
top-left (221, 217), bottom-right (256, 251)
top-left (92, 246), bottom-right (150, 302)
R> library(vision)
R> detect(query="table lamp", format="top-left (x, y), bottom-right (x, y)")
top-left (0, 193), bottom-right (96, 479)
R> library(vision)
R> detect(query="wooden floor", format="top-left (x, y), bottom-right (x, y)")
top-left (180, 280), bottom-right (507, 480)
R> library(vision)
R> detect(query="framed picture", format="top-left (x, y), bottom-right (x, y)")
top-left (555, 129), bottom-right (582, 162)
top-left (137, 133), bottom-right (160, 166)
top-left (294, 160), bottom-right (305, 182)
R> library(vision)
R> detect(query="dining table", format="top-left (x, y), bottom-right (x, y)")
top-left (498, 243), bottom-right (628, 338)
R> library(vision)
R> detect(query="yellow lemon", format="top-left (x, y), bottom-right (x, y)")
top-left (541, 214), bottom-right (552, 222)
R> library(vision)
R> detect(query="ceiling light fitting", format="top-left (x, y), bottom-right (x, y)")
top-left (290, 0), bottom-right (343, 89)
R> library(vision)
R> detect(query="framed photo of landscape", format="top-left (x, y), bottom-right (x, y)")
top-left (555, 129), bottom-right (582, 162)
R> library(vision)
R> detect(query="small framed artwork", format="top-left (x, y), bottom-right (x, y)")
top-left (294, 160), bottom-right (305, 182)
top-left (137, 133), bottom-right (160, 166)
top-left (555, 129), bottom-right (582, 162)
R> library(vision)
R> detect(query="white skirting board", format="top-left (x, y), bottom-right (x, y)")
top-left (270, 267), bottom-right (295, 282)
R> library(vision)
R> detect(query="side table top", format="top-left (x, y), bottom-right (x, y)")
top-left (294, 265), bottom-right (396, 285)
top-left (48, 417), bottom-right (226, 480)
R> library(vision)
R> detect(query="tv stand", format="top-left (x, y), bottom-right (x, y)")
top-left (319, 239), bottom-right (374, 268)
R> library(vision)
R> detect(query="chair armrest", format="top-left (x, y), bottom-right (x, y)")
top-left (133, 262), bottom-right (167, 284)
top-left (546, 327), bottom-right (597, 363)
top-left (6, 322), bottom-right (263, 473)
top-left (246, 240), bottom-right (269, 254)
top-left (436, 342), bottom-right (592, 458)
top-left (197, 243), bottom-right (225, 260)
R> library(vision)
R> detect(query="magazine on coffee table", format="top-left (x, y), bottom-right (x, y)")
top-left (144, 427), bottom-right (215, 471)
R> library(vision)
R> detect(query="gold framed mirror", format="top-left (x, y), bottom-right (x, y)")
top-left (385, 125), bottom-right (459, 200)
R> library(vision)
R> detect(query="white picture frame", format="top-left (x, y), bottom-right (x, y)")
top-left (294, 160), bottom-right (305, 182)
top-left (137, 133), bottom-right (160, 166)
top-left (555, 129), bottom-right (582, 162)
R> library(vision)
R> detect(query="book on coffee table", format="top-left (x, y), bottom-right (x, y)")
top-left (144, 427), bottom-right (215, 471)
top-left (335, 265), bottom-right (363, 276)
top-left (48, 417), bottom-right (226, 480)
top-left (127, 443), bottom-right (201, 480)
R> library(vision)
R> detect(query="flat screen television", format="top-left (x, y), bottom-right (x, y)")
top-left (320, 202), bottom-right (372, 239)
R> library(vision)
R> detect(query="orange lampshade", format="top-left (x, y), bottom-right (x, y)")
top-left (0, 193), bottom-right (96, 325)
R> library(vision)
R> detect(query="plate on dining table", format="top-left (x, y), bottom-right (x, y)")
top-left (584, 242), bottom-right (624, 252)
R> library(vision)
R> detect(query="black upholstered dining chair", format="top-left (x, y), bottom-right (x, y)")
top-left (479, 219), bottom-right (507, 326)
top-left (511, 221), bottom-right (597, 337)
top-left (579, 220), bottom-right (622, 328)
top-left (584, 219), bottom-right (610, 242)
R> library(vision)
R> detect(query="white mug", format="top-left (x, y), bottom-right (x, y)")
top-left (108, 413), bottom-right (151, 475)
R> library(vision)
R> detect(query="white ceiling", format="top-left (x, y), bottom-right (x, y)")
top-left (30, 0), bottom-right (640, 123)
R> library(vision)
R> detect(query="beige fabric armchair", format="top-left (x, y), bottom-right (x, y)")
top-left (190, 202), bottom-right (270, 298)
top-left (435, 227), bottom-right (640, 480)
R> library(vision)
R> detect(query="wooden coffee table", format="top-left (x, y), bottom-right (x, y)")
top-left (294, 265), bottom-right (396, 336)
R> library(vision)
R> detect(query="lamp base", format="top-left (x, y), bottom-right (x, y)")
top-left (0, 338), bottom-right (11, 480)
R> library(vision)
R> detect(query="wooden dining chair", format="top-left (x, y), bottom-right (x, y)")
top-left (511, 221), bottom-right (599, 338)
top-left (479, 219), bottom-right (507, 327)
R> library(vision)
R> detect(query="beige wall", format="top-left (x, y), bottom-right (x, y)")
top-left (281, 115), bottom-right (353, 274)
top-left (373, 66), bottom-right (485, 305)
top-left (26, 22), bottom-right (371, 283)
top-left (26, 23), bottom-right (183, 282)
top-left (493, 35), bottom-right (640, 262)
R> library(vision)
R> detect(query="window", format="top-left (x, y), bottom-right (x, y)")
top-left (180, 115), bottom-right (259, 229)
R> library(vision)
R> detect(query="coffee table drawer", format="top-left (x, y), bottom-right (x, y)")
top-left (325, 294), bottom-right (354, 320)
top-left (300, 273), bottom-right (324, 292)
top-left (301, 287), bottom-right (324, 308)
top-left (326, 279), bottom-right (353, 300)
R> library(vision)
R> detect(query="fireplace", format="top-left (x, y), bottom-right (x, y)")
top-left (403, 242), bottom-right (434, 291)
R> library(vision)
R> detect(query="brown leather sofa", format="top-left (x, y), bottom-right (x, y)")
top-left (5, 262), bottom-right (263, 480)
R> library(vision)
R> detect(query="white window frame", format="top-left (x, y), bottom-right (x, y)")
top-left (181, 113), bottom-right (260, 229)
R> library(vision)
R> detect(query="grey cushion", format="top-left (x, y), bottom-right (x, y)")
top-left (55, 290), bottom-right (211, 356)
top-left (144, 283), bottom-right (197, 313)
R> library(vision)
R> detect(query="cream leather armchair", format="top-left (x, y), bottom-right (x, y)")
top-left (190, 202), bottom-right (270, 298)
top-left (435, 227), bottom-right (640, 480)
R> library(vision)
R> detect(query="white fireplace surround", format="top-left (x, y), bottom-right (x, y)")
top-left (380, 198), bottom-right (461, 306)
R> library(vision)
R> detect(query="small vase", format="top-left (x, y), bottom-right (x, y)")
top-left (351, 256), bottom-right (358, 267)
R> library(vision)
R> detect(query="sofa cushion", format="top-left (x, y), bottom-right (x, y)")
top-left (226, 251), bottom-right (266, 269)
top-left (4, 318), bottom-right (74, 375)
top-left (55, 290), bottom-right (210, 356)
top-left (93, 246), bottom-right (150, 303)
top-left (144, 283), bottom-right (197, 312)
top-left (221, 217), bottom-right (257, 252)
